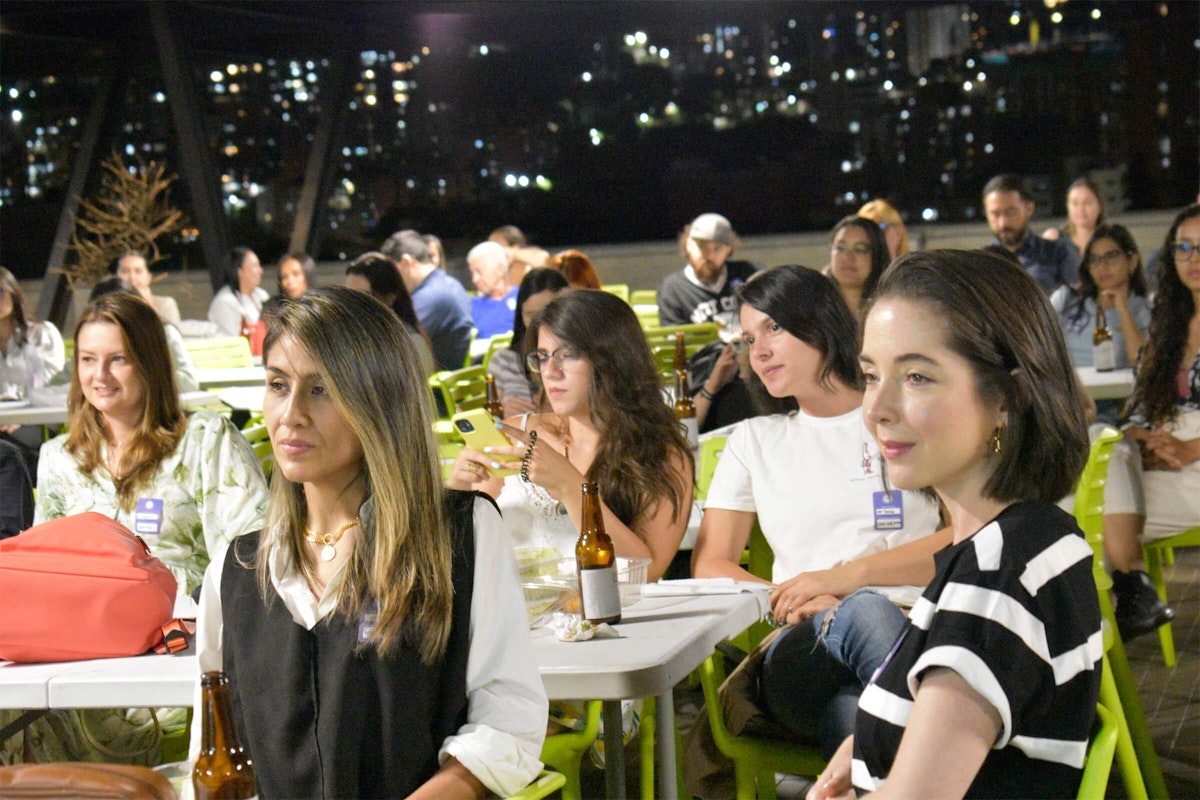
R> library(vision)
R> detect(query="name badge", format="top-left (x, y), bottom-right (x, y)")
top-left (134, 498), bottom-right (164, 537)
top-left (872, 490), bottom-right (904, 530)
top-left (358, 601), bottom-right (379, 643)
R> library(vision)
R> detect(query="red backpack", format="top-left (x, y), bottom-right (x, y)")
top-left (0, 513), bottom-right (178, 662)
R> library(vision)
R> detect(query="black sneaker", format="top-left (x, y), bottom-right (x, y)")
top-left (1112, 569), bottom-right (1175, 642)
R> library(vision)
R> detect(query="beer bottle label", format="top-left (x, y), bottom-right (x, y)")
top-left (1093, 338), bottom-right (1116, 372)
top-left (579, 565), bottom-right (621, 621)
top-left (679, 417), bottom-right (699, 449)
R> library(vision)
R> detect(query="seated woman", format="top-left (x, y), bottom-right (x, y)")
top-left (45, 277), bottom-right (199, 393)
top-left (345, 251), bottom-right (436, 376)
top-left (690, 265), bottom-right (943, 755)
top-left (811, 249), bottom-right (1100, 799)
top-left (207, 246), bottom-right (268, 337)
top-left (449, 289), bottom-right (693, 584)
top-left (115, 251), bottom-right (182, 327)
top-left (489, 267), bottom-right (570, 417)
top-left (1101, 204), bottom-right (1200, 640)
top-left (1051, 223), bottom-right (1150, 423)
top-left (191, 287), bottom-right (547, 798)
top-left (34, 292), bottom-right (267, 595)
top-left (1044, 175), bottom-right (1106, 258)
top-left (826, 216), bottom-right (891, 320)
top-left (1, 265), bottom-right (66, 474)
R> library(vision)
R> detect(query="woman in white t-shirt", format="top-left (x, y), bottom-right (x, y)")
top-left (691, 265), bottom-right (945, 755)
top-left (206, 247), bottom-right (268, 336)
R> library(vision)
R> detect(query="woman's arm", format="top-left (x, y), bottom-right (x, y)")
top-left (437, 501), bottom-right (547, 798)
top-left (196, 414), bottom-right (269, 558)
top-left (694, 344), bottom-right (738, 428)
top-left (407, 757), bottom-right (487, 800)
top-left (771, 528), bottom-right (953, 626)
top-left (207, 288), bottom-right (242, 337)
top-left (862, 668), bottom-right (999, 799)
top-left (1105, 290), bottom-right (1146, 366)
top-left (690, 507), bottom-right (764, 584)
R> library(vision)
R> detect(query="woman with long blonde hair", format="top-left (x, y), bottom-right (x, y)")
top-left (191, 287), bottom-right (546, 798)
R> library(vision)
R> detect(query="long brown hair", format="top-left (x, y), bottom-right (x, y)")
top-left (66, 293), bottom-right (185, 511)
top-left (527, 290), bottom-right (693, 527)
top-left (258, 287), bottom-right (453, 664)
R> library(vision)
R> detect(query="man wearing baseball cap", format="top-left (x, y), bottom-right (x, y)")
top-left (658, 213), bottom-right (758, 326)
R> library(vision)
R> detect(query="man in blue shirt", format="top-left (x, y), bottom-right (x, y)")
top-left (381, 229), bottom-right (473, 371)
top-left (983, 174), bottom-right (1080, 293)
top-left (467, 241), bottom-right (518, 340)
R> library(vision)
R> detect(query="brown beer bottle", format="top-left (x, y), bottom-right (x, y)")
top-left (1092, 306), bottom-right (1116, 372)
top-left (673, 332), bottom-right (688, 378)
top-left (485, 374), bottom-right (504, 420)
top-left (193, 670), bottom-right (256, 800)
top-left (576, 482), bottom-right (621, 624)
top-left (674, 369), bottom-right (698, 448)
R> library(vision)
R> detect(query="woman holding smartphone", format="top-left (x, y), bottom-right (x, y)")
top-left (810, 250), bottom-right (1100, 799)
top-left (447, 289), bottom-right (693, 583)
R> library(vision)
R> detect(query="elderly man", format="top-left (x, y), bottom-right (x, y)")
top-left (466, 241), bottom-right (519, 339)
top-left (381, 229), bottom-right (473, 371)
top-left (983, 174), bottom-right (1079, 293)
top-left (658, 213), bottom-right (757, 326)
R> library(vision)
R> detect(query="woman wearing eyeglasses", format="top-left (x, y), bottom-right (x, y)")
top-left (1051, 224), bottom-right (1150, 418)
top-left (447, 289), bottom-right (694, 583)
top-left (1098, 205), bottom-right (1200, 640)
top-left (826, 216), bottom-right (891, 319)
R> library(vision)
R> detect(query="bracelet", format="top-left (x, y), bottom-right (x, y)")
top-left (698, 386), bottom-right (718, 401)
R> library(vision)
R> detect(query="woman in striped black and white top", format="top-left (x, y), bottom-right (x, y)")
top-left (809, 250), bottom-right (1102, 799)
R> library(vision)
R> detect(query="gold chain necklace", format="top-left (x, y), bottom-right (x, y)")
top-left (304, 516), bottom-right (360, 562)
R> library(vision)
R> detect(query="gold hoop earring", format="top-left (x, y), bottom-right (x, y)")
top-left (991, 427), bottom-right (1003, 454)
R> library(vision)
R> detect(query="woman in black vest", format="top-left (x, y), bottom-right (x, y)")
top-left (190, 287), bottom-right (547, 799)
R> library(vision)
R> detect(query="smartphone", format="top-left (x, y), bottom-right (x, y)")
top-left (451, 408), bottom-right (519, 477)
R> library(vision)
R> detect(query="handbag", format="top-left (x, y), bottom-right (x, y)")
top-left (0, 512), bottom-right (177, 662)
top-left (0, 763), bottom-right (177, 799)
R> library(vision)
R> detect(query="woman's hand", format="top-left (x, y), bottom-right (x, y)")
top-left (769, 590), bottom-right (840, 626)
top-left (1142, 430), bottom-right (1200, 471)
top-left (769, 568), bottom-right (853, 624)
top-left (1098, 285), bottom-right (1129, 311)
top-left (503, 395), bottom-right (538, 417)
top-left (807, 735), bottom-right (856, 800)
top-left (706, 344), bottom-right (739, 395)
top-left (498, 422), bottom-right (582, 500)
top-left (446, 445), bottom-right (518, 492)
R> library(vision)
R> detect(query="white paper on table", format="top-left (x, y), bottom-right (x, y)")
top-left (642, 578), bottom-right (772, 617)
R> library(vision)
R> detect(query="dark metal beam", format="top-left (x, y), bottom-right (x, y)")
top-left (149, 0), bottom-right (229, 293)
top-left (289, 51), bottom-right (355, 258)
top-left (34, 68), bottom-right (117, 327)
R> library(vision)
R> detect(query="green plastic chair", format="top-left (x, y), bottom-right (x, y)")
top-left (643, 323), bottom-right (721, 385)
top-left (1077, 703), bottom-right (1119, 800)
top-left (696, 653), bottom-right (826, 799)
top-left (429, 364), bottom-right (490, 417)
top-left (601, 283), bottom-right (630, 303)
top-left (185, 336), bottom-right (254, 369)
top-left (539, 700), bottom-right (601, 800)
top-left (482, 332), bottom-right (513, 373)
top-left (1143, 525), bottom-right (1200, 667)
top-left (1074, 426), bottom-right (1167, 800)
top-left (240, 419), bottom-right (274, 477)
top-left (505, 769), bottom-right (568, 800)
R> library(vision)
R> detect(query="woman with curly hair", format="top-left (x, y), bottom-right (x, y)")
top-left (448, 289), bottom-right (693, 582)
top-left (1101, 204), bottom-right (1200, 639)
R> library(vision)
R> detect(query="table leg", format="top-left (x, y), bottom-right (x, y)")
top-left (602, 700), bottom-right (626, 800)
top-left (655, 689), bottom-right (678, 800)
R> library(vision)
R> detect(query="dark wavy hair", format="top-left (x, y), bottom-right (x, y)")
top-left (865, 250), bottom-right (1089, 503)
top-left (1127, 204), bottom-right (1200, 426)
top-left (0, 266), bottom-right (34, 346)
top-left (1066, 223), bottom-right (1148, 323)
top-left (277, 252), bottom-right (317, 297)
top-left (345, 252), bottom-right (421, 334)
top-left (829, 215), bottom-right (891, 305)
top-left (526, 290), bottom-right (693, 528)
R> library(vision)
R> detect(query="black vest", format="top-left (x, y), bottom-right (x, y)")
top-left (220, 491), bottom-right (478, 799)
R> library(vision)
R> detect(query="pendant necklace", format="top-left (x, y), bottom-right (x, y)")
top-left (304, 516), bottom-right (360, 562)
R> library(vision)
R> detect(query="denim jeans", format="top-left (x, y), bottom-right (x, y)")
top-left (759, 588), bottom-right (907, 757)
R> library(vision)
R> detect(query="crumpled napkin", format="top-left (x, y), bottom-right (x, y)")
top-left (547, 613), bottom-right (622, 642)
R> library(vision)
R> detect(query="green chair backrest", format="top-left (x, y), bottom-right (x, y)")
top-left (601, 283), bottom-right (630, 302)
top-left (482, 332), bottom-right (513, 373)
top-left (186, 336), bottom-right (254, 369)
top-left (644, 323), bottom-right (721, 384)
top-left (240, 420), bottom-right (274, 477)
top-left (695, 436), bottom-right (726, 502)
top-left (1077, 703), bottom-right (1118, 800)
top-left (629, 289), bottom-right (658, 307)
top-left (1073, 426), bottom-right (1122, 568)
top-left (431, 364), bottom-right (489, 417)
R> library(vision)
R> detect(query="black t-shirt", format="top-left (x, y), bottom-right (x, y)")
top-left (657, 261), bottom-right (757, 326)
